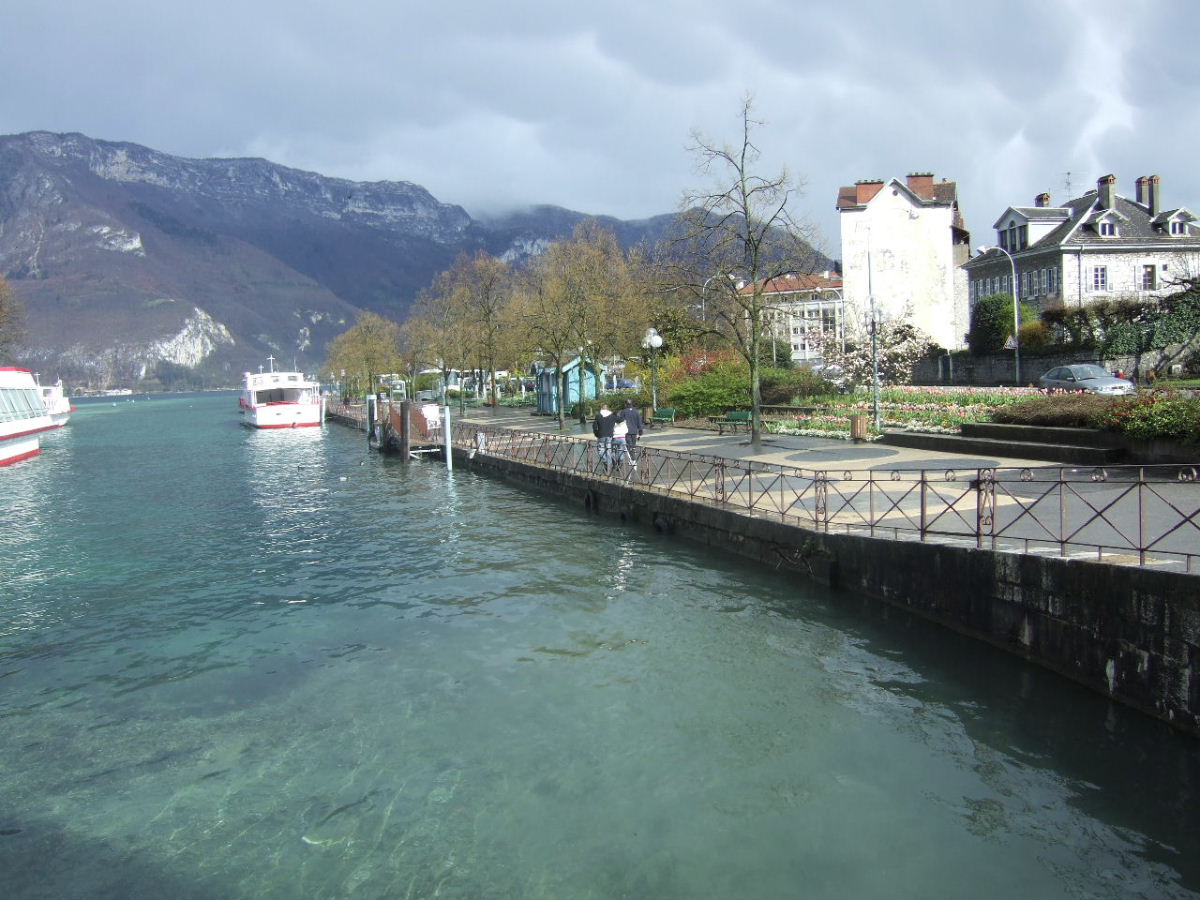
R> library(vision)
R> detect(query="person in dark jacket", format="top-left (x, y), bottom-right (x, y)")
top-left (592, 403), bottom-right (616, 472)
top-left (619, 400), bottom-right (644, 459)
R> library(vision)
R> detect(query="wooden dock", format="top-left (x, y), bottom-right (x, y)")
top-left (324, 398), bottom-right (443, 459)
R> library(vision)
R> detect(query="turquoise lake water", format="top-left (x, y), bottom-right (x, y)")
top-left (1, 392), bottom-right (1198, 900)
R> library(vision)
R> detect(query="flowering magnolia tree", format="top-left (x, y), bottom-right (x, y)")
top-left (812, 321), bottom-right (937, 387)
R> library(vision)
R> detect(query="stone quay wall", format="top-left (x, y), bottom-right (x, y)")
top-left (454, 446), bottom-right (1200, 737)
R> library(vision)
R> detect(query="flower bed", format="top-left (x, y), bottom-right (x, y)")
top-left (766, 385), bottom-right (1042, 440)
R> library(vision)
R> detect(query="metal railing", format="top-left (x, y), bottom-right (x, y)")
top-left (449, 421), bottom-right (1200, 572)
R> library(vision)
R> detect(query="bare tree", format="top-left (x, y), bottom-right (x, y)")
top-left (322, 311), bottom-right (403, 399)
top-left (510, 257), bottom-right (579, 430)
top-left (669, 95), bottom-right (821, 445)
top-left (443, 251), bottom-right (513, 409)
top-left (525, 221), bottom-right (642, 427)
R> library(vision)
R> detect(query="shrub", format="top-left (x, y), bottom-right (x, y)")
top-left (969, 294), bottom-right (1013, 354)
top-left (990, 390), bottom-right (1200, 445)
top-left (666, 358), bottom-right (750, 418)
top-left (760, 366), bottom-right (833, 404)
top-left (988, 393), bottom-right (1129, 428)
top-left (1019, 320), bottom-right (1051, 350)
top-left (1106, 395), bottom-right (1200, 445)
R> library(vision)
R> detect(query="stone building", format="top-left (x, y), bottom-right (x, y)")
top-left (741, 271), bottom-right (845, 366)
top-left (963, 173), bottom-right (1200, 312)
top-left (836, 172), bottom-right (972, 351)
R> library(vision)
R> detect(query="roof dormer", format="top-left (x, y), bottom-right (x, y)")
top-left (1086, 207), bottom-right (1127, 237)
top-left (1152, 207), bottom-right (1197, 236)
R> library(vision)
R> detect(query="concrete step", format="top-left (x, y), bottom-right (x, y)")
top-left (960, 422), bottom-right (1125, 448)
top-left (879, 430), bottom-right (1128, 466)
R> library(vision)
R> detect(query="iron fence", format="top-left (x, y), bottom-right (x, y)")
top-left (448, 421), bottom-right (1200, 572)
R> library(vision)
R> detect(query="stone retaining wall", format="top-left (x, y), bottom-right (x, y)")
top-left (914, 340), bottom-right (1198, 386)
top-left (456, 446), bottom-right (1200, 737)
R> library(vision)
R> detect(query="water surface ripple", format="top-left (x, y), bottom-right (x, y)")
top-left (1, 393), bottom-right (1197, 899)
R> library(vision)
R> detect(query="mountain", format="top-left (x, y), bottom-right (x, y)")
top-left (0, 131), bottom-right (823, 388)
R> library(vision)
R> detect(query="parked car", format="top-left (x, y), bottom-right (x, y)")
top-left (605, 377), bottom-right (636, 390)
top-left (1036, 364), bottom-right (1136, 395)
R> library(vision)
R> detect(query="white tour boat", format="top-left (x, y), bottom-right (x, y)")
top-left (39, 378), bottom-right (73, 427)
top-left (239, 358), bottom-right (324, 429)
top-left (1, 367), bottom-right (56, 465)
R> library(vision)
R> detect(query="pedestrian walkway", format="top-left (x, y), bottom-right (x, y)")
top-left (456, 406), bottom-right (1065, 474)
top-left (450, 405), bottom-right (1199, 570)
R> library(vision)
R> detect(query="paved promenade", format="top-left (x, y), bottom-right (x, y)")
top-left (455, 406), bottom-right (1065, 474)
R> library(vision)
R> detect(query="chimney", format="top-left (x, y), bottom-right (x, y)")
top-left (1135, 176), bottom-right (1148, 206)
top-left (1097, 173), bottom-right (1116, 209)
top-left (906, 172), bottom-right (935, 199)
top-left (855, 179), bottom-right (884, 204)
top-left (1035, 192), bottom-right (1051, 208)
top-left (1146, 174), bottom-right (1160, 216)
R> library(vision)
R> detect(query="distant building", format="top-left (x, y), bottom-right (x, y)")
top-left (836, 172), bottom-right (971, 350)
top-left (740, 271), bottom-right (844, 365)
top-left (534, 356), bottom-right (605, 415)
top-left (963, 173), bottom-right (1200, 311)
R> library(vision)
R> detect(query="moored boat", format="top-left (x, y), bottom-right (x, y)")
top-left (0, 367), bottom-right (56, 465)
top-left (38, 378), bottom-right (74, 427)
top-left (239, 358), bottom-right (324, 429)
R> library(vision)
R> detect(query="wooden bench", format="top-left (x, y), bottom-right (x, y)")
top-left (651, 407), bottom-right (677, 425)
top-left (708, 409), bottom-right (752, 434)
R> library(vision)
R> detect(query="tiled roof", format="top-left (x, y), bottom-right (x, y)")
top-left (836, 177), bottom-right (958, 210)
top-left (739, 273), bottom-right (843, 295)
top-left (932, 182), bottom-right (958, 206)
top-left (1011, 206), bottom-right (1070, 222)
top-left (835, 186), bottom-right (859, 209)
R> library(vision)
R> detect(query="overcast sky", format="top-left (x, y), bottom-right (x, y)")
top-left (4, 0), bottom-right (1196, 258)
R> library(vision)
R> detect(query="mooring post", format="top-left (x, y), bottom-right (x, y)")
top-left (399, 399), bottom-right (411, 461)
top-left (443, 402), bottom-right (453, 472)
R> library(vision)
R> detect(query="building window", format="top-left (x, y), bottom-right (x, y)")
top-left (1047, 268), bottom-right (1057, 295)
top-left (1092, 266), bottom-right (1109, 292)
top-left (1170, 220), bottom-right (1185, 235)
top-left (1099, 221), bottom-right (1117, 237)
top-left (1142, 265), bottom-right (1157, 291)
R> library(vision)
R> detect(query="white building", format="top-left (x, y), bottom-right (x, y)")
top-left (963, 173), bottom-right (1200, 311)
top-left (836, 172), bottom-right (971, 350)
top-left (741, 272), bottom-right (845, 365)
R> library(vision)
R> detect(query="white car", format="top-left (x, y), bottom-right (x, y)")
top-left (1036, 364), bottom-right (1136, 395)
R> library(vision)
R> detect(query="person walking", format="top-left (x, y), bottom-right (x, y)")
top-left (620, 400), bottom-right (644, 460)
top-left (612, 407), bottom-right (636, 472)
top-left (592, 403), bottom-right (616, 473)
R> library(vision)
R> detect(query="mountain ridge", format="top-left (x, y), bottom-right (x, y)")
top-left (0, 131), bottom-right (824, 388)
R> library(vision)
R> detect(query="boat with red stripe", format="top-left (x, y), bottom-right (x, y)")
top-left (239, 357), bottom-right (324, 429)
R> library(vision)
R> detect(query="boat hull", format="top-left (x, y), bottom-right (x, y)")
top-left (242, 405), bottom-right (324, 429)
top-left (1, 368), bottom-right (56, 465)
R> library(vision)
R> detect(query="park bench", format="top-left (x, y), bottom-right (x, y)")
top-left (708, 409), bottom-right (753, 434)
top-left (651, 407), bottom-right (677, 425)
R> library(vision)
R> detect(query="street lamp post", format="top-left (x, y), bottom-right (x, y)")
top-left (869, 293), bottom-right (881, 431)
top-left (977, 245), bottom-right (1021, 385)
top-left (642, 327), bottom-right (663, 411)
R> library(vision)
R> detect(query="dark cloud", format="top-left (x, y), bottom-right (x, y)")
top-left (3, 0), bottom-right (1198, 251)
